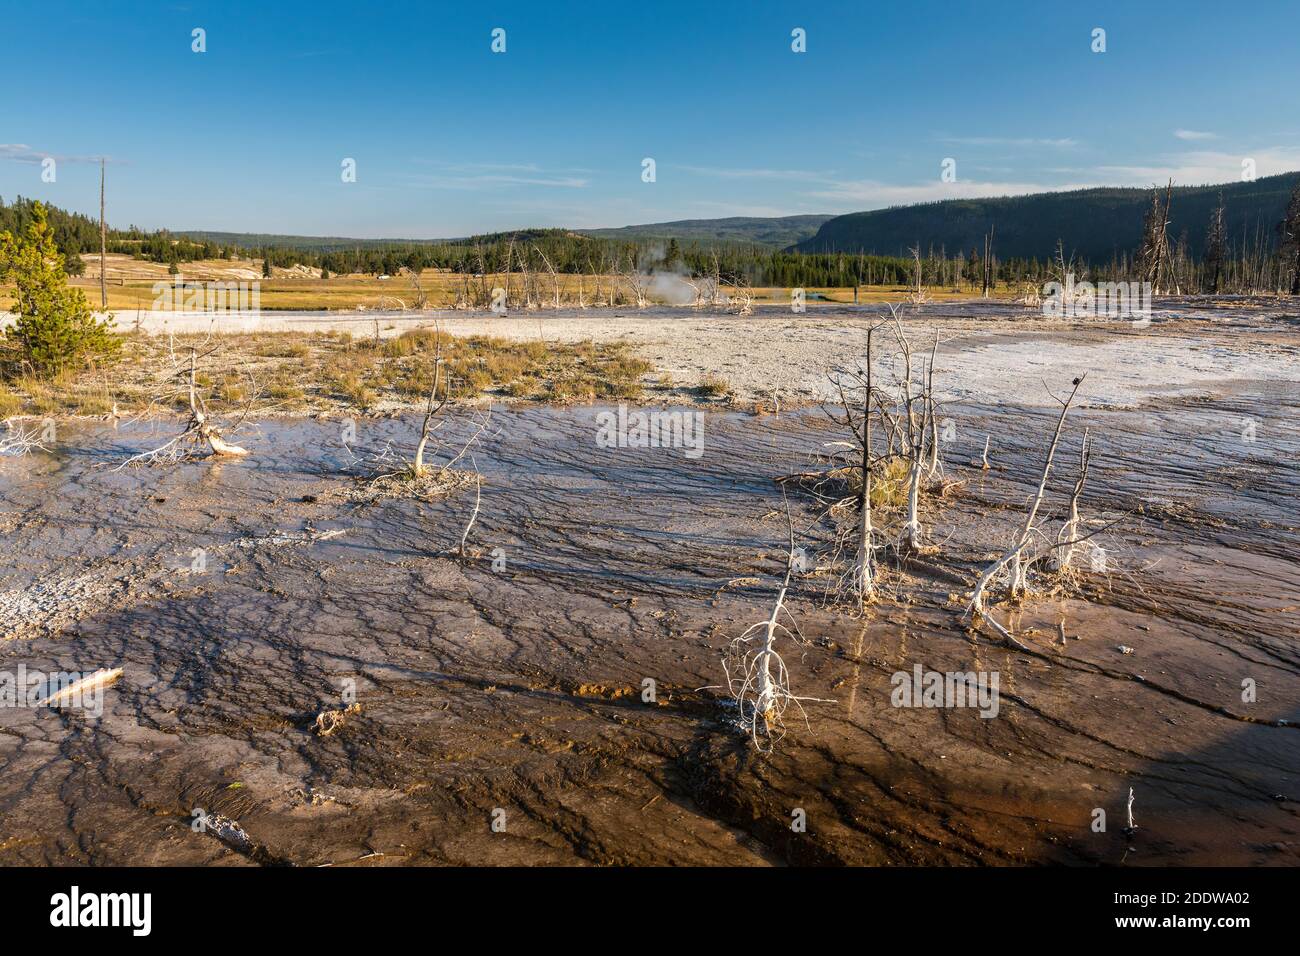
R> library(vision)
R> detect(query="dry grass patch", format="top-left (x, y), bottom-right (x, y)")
top-left (0, 327), bottom-right (657, 418)
top-left (696, 374), bottom-right (732, 398)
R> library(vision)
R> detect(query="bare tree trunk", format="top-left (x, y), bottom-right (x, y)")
top-left (534, 244), bottom-right (561, 309)
top-left (1007, 375), bottom-right (1086, 596)
top-left (904, 458), bottom-right (923, 548)
top-left (981, 225), bottom-right (995, 299)
top-left (413, 329), bottom-right (446, 476)
top-left (459, 471), bottom-right (482, 559)
top-left (1054, 429), bottom-right (1092, 571)
top-left (475, 243), bottom-right (489, 307)
top-left (408, 267), bottom-right (427, 309)
top-left (753, 505), bottom-right (799, 738)
top-left (856, 326), bottom-right (876, 605)
top-left (504, 237), bottom-right (514, 309)
top-left (890, 310), bottom-right (925, 550)
top-left (99, 158), bottom-right (107, 310)
top-left (1137, 182), bottom-right (1173, 292)
top-left (924, 329), bottom-right (941, 479)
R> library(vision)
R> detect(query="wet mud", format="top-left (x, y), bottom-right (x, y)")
top-left (1, 351), bottom-right (1297, 866)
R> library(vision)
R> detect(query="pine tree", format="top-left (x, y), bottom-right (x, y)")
top-left (663, 237), bottom-right (681, 271)
top-left (1281, 182), bottom-right (1300, 295)
top-left (262, 254), bottom-right (273, 279)
top-left (0, 201), bottom-right (119, 374)
top-left (1203, 197), bottom-right (1226, 294)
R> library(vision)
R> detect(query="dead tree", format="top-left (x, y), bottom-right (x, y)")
top-left (522, 248), bottom-right (538, 310)
top-left (722, 497), bottom-right (830, 752)
top-left (907, 244), bottom-right (928, 309)
top-left (1136, 181), bottom-right (1173, 292)
top-left (856, 333), bottom-right (877, 603)
top-left (576, 255), bottom-right (589, 309)
top-left (591, 250), bottom-right (604, 306)
top-left (503, 236), bottom-right (515, 309)
top-left (1050, 239), bottom-right (1080, 287)
top-left (813, 323), bottom-right (887, 609)
top-left (729, 272), bottom-right (755, 315)
top-left (459, 464), bottom-right (482, 560)
top-left (965, 375), bottom-right (1088, 643)
top-left (406, 266), bottom-right (428, 309)
top-left (888, 308), bottom-right (927, 550)
top-left (412, 330), bottom-right (448, 477)
top-left (1006, 375), bottom-right (1086, 596)
top-left (981, 224), bottom-right (996, 298)
top-left (1044, 239), bottom-right (1091, 316)
top-left (534, 243), bottom-right (562, 309)
top-left (923, 329), bottom-right (942, 481)
top-left (474, 242), bottom-right (490, 308)
top-left (349, 335), bottom-right (493, 500)
top-left (778, 306), bottom-right (956, 607)
top-left (119, 347), bottom-right (251, 467)
top-left (0, 419), bottom-right (48, 456)
top-left (455, 260), bottom-right (473, 309)
top-left (620, 259), bottom-right (649, 309)
top-left (846, 324), bottom-right (883, 605)
top-left (1053, 429), bottom-right (1093, 571)
top-left (99, 158), bottom-right (108, 310)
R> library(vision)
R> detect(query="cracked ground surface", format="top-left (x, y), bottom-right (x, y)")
top-left (1, 333), bottom-right (1297, 865)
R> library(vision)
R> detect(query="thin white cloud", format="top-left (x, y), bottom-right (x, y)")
top-left (1173, 129), bottom-right (1218, 141)
top-left (414, 161), bottom-right (541, 172)
top-left (674, 164), bottom-right (834, 182)
top-left (685, 199), bottom-right (810, 217)
top-left (402, 160), bottom-right (590, 189)
top-left (429, 175), bottom-right (588, 189)
top-left (805, 145), bottom-right (1300, 210)
top-left (1092, 146), bottom-right (1300, 185)
top-left (803, 178), bottom-right (1099, 208)
top-left (0, 144), bottom-right (116, 165)
top-left (938, 136), bottom-right (1079, 148)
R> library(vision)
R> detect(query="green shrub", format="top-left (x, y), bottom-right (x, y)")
top-left (0, 202), bottom-right (119, 375)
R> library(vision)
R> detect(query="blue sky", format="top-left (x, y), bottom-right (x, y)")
top-left (3, 0), bottom-right (1298, 237)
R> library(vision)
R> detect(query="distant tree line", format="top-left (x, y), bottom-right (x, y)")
top-left (8, 182), bottom-right (1300, 295)
top-left (222, 181), bottom-right (1300, 295)
top-left (0, 196), bottom-right (99, 276)
top-left (108, 231), bottom-right (235, 266)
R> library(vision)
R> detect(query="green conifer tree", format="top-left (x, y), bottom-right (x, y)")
top-left (0, 201), bottom-right (119, 374)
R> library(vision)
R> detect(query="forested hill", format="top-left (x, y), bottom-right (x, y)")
top-left (583, 214), bottom-right (832, 247)
top-left (174, 231), bottom-right (454, 250)
top-left (791, 173), bottom-right (1300, 261)
top-left (176, 215), bottom-right (834, 251)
